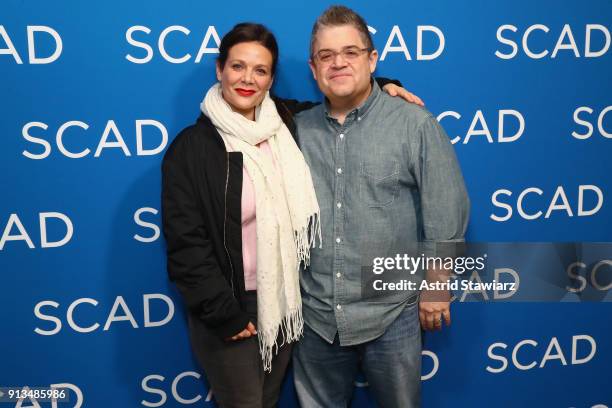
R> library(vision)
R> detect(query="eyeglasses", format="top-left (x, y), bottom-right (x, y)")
top-left (312, 46), bottom-right (372, 64)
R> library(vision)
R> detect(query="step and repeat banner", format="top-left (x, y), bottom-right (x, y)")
top-left (1, 0), bottom-right (611, 407)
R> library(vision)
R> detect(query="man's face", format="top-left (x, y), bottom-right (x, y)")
top-left (309, 25), bottom-right (378, 102)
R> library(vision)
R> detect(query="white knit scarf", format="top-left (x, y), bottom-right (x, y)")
top-left (201, 83), bottom-right (321, 371)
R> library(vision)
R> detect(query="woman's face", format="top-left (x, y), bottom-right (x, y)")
top-left (216, 41), bottom-right (274, 120)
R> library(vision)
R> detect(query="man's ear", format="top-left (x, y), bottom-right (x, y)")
top-left (308, 59), bottom-right (318, 81)
top-left (215, 61), bottom-right (222, 82)
top-left (369, 49), bottom-right (378, 74)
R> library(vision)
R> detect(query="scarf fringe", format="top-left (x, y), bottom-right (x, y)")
top-left (295, 212), bottom-right (322, 267)
top-left (259, 307), bottom-right (304, 372)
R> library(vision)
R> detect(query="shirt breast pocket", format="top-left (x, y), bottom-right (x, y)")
top-left (360, 162), bottom-right (400, 207)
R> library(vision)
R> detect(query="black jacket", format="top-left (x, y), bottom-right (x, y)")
top-left (162, 79), bottom-right (400, 339)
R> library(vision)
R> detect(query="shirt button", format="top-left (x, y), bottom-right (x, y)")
top-left (337, 168), bottom-right (342, 174)
top-left (336, 237), bottom-right (341, 244)
top-left (339, 133), bottom-right (345, 139)
top-left (336, 272), bottom-right (341, 278)
top-left (337, 202), bottom-right (342, 208)
top-left (336, 304), bottom-right (342, 310)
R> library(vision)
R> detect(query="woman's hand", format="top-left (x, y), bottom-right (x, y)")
top-left (382, 83), bottom-right (425, 107)
top-left (227, 322), bottom-right (257, 341)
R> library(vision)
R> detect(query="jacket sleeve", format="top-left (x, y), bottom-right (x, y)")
top-left (161, 133), bottom-right (250, 339)
top-left (278, 77), bottom-right (403, 115)
top-left (375, 76), bottom-right (402, 89)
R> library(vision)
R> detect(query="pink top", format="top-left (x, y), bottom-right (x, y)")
top-left (241, 140), bottom-right (274, 291)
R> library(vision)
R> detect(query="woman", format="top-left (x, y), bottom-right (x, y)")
top-left (162, 23), bottom-right (420, 407)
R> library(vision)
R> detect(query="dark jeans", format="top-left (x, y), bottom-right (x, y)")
top-left (293, 300), bottom-right (422, 408)
top-left (188, 291), bottom-right (292, 408)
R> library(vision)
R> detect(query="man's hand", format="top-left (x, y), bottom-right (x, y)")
top-left (227, 321), bottom-right (257, 341)
top-left (419, 289), bottom-right (451, 331)
top-left (382, 83), bottom-right (425, 106)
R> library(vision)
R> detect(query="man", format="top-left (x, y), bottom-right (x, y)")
top-left (293, 5), bottom-right (470, 407)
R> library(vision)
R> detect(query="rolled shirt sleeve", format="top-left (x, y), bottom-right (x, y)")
top-left (410, 115), bottom-right (470, 257)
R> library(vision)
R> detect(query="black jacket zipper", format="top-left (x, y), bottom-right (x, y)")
top-left (223, 151), bottom-right (236, 296)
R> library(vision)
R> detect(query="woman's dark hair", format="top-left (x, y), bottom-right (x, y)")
top-left (218, 23), bottom-right (279, 75)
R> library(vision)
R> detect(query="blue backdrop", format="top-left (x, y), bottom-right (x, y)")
top-left (1, 0), bottom-right (611, 407)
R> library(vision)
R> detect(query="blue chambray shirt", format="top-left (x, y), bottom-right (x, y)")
top-left (296, 80), bottom-right (470, 346)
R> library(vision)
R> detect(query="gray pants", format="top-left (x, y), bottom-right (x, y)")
top-left (188, 293), bottom-right (292, 408)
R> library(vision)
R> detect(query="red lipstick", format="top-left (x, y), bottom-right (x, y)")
top-left (236, 88), bottom-right (256, 96)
